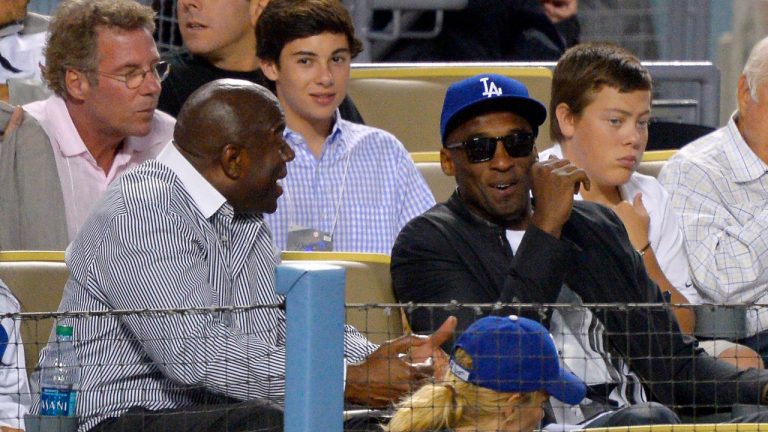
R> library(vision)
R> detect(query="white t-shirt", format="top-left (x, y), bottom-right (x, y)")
top-left (539, 144), bottom-right (701, 304)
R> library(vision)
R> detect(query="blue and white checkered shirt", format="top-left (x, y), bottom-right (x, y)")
top-left (659, 113), bottom-right (768, 337)
top-left (264, 117), bottom-right (435, 254)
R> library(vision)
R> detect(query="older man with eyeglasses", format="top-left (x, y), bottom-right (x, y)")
top-left (1, 0), bottom-right (174, 249)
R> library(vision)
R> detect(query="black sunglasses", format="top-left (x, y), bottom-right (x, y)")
top-left (444, 132), bottom-right (536, 163)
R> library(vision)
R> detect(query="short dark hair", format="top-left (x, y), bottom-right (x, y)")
top-left (256, 0), bottom-right (363, 65)
top-left (550, 42), bottom-right (652, 143)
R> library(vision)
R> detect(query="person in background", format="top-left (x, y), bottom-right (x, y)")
top-left (18, 0), bottom-right (175, 245)
top-left (258, 0), bottom-right (434, 254)
top-left (0, 0), bottom-right (48, 104)
top-left (541, 42), bottom-right (763, 369)
top-left (385, 315), bottom-right (586, 432)
top-left (0, 279), bottom-right (29, 432)
top-left (659, 35), bottom-right (768, 368)
top-left (378, 0), bottom-right (579, 62)
top-left (159, 0), bottom-right (364, 123)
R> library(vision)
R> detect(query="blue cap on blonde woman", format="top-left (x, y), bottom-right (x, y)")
top-left (450, 315), bottom-right (586, 405)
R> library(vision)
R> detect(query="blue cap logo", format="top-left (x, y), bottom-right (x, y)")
top-left (480, 77), bottom-right (504, 98)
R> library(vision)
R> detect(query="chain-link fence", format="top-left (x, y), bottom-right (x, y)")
top-left (1, 301), bottom-right (765, 431)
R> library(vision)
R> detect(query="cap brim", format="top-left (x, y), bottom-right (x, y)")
top-left (545, 370), bottom-right (587, 405)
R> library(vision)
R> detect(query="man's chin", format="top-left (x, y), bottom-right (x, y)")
top-left (490, 204), bottom-right (530, 229)
top-left (129, 120), bottom-right (154, 137)
top-left (258, 200), bottom-right (279, 215)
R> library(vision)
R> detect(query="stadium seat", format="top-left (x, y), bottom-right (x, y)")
top-left (636, 150), bottom-right (676, 179)
top-left (0, 251), bottom-right (68, 373)
top-left (348, 64), bottom-right (553, 153)
top-left (281, 251), bottom-right (404, 344)
top-left (411, 152), bottom-right (454, 202)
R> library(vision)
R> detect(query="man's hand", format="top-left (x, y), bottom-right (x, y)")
top-left (611, 193), bottom-right (650, 250)
top-left (540, 0), bottom-right (578, 23)
top-left (344, 316), bottom-right (457, 407)
top-left (530, 156), bottom-right (590, 238)
top-left (404, 316), bottom-right (456, 382)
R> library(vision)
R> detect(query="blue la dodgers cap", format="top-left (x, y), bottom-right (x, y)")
top-left (450, 315), bottom-right (586, 405)
top-left (440, 74), bottom-right (547, 144)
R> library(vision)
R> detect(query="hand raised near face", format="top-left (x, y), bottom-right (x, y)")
top-left (530, 156), bottom-right (590, 238)
top-left (539, 0), bottom-right (578, 23)
top-left (611, 193), bottom-right (650, 251)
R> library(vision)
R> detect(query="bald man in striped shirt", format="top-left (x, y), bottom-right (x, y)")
top-left (36, 79), bottom-right (454, 432)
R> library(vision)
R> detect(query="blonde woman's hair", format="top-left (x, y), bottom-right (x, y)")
top-left (384, 349), bottom-right (538, 432)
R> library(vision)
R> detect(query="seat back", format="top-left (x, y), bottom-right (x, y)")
top-left (0, 251), bottom-right (68, 372)
top-left (348, 65), bottom-right (553, 153)
top-left (638, 150), bottom-right (676, 179)
top-left (281, 252), bottom-right (402, 344)
top-left (411, 152), bottom-right (454, 202)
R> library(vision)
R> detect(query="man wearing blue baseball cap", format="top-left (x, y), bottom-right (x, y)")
top-left (391, 73), bottom-right (768, 428)
top-left (386, 315), bottom-right (586, 432)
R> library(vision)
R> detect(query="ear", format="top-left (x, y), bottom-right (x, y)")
top-left (555, 102), bottom-right (577, 141)
top-left (738, 74), bottom-right (753, 115)
top-left (221, 144), bottom-right (243, 179)
top-left (65, 69), bottom-right (90, 102)
top-left (440, 147), bottom-right (456, 176)
top-left (249, 0), bottom-right (269, 27)
top-left (502, 393), bottom-right (524, 419)
top-left (260, 58), bottom-right (279, 82)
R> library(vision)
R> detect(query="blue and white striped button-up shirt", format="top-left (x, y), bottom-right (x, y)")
top-left (264, 117), bottom-right (435, 254)
top-left (35, 143), bottom-right (377, 430)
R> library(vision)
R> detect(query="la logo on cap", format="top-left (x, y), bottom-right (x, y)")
top-left (480, 77), bottom-right (503, 98)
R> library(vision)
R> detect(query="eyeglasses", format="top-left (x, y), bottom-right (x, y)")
top-left (445, 131), bottom-right (536, 163)
top-left (95, 61), bottom-right (170, 89)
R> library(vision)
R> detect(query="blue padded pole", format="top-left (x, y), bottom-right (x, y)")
top-left (275, 263), bottom-right (345, 432)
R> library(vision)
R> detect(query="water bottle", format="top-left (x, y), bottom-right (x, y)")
top-left (39, 324), bottom-right (80, 417)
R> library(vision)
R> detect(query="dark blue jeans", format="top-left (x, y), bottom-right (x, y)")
top-left (584, 402), bottom-right (681, 428)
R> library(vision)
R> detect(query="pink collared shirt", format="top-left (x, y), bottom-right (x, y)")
top-left (24, 95), bottom-right (175, 242)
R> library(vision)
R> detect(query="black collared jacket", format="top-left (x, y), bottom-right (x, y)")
top-left (392, 191), bottom-right (768, 411)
